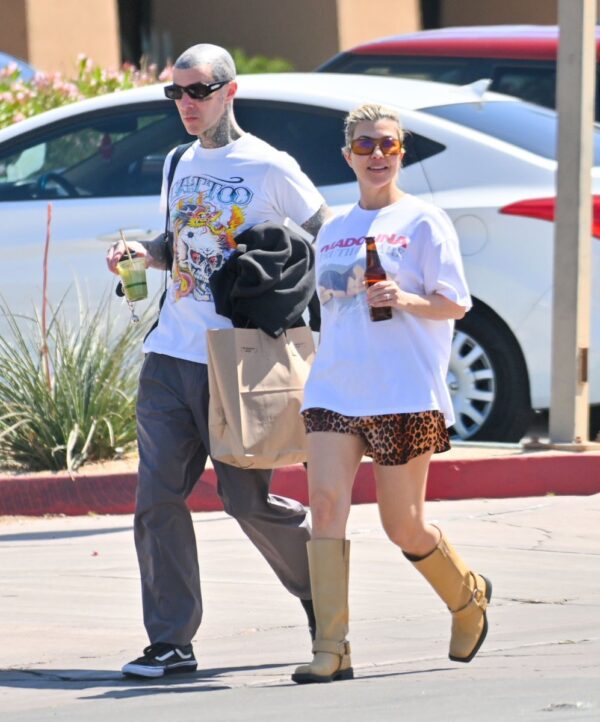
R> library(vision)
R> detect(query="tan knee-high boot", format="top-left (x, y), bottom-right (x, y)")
top-left (406, 529), bottom-right (492, 663)
top-left (292, 539), bottom-right (354, 684)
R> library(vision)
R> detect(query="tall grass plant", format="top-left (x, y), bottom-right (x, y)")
top-left (0, 295), bottom-right (148, 473)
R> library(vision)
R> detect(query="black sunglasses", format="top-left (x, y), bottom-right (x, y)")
top-left (163, 80), bottom-right (230, 100)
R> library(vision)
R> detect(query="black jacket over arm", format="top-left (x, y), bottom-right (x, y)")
top-left (209, 222), bottom-right (318, 338)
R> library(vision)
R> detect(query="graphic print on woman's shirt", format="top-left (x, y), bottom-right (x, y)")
top-left (169, 174), bottom-right (251, 302)
top-left (318, 232), bottom-right (410, 312)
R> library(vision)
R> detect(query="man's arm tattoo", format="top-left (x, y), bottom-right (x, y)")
top-left (301, 204), bottom-right (332, 241)
top-left (140, 234), bottom-right (169, 270)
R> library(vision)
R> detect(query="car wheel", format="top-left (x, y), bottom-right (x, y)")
top-left (448, 301), bottom-right (532, 441)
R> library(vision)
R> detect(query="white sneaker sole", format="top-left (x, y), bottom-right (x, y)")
top-left (122, 663), bottom-right (165, 678)
top-left (122, 661), bottom-right (197, 678)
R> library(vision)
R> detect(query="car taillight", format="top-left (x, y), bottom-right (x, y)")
top-left (500, 196), bottom-right (600, 238)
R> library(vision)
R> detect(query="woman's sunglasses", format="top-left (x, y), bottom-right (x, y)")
top-left (350, 136), bottom-right (403, 156)
top-left (163, 80), bottom-right (229, 100)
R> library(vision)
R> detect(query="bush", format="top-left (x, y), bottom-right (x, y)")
top-left (0, 56), bottom-right (170, 129)
top-left (0, 50), bottom-right (294, 130)
top-left (0, 295), bottom-right (149, 473)
top-left (231, 48), bottom-right (293, 74)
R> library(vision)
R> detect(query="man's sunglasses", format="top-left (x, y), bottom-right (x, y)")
top-left (163, 80), bottom-right (230, 100)
top-left (350, 136), bottom-right (403, 156)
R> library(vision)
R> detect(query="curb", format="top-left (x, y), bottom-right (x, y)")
top-left (1, 452), bottom-right (599, 516)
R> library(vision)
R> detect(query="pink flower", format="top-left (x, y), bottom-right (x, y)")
top-left (66, 84), bottom-right (80, 98)
top-left (33, 74), bottom-right (51, 89)
top-left (3, 62), bottom-right (18, 76)
top-left (158, 66), bottom-right (173, 82)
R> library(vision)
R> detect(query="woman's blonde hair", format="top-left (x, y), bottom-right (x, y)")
top-left (343, 103), bottom-right (404, 151)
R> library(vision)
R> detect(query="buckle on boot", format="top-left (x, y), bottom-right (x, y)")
top-left (313, 639), bottom-right (351, 656)
top-left (473, 586), bottom-right (486, 606)
top-left (453, 576), bottom-right (488, 618)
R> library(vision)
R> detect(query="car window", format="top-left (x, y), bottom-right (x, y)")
top-left (491, 65), bottom-right (600, 120)
top-left (491, 66), bottom-right (557, 110)
top-left (404, 132), bottom-right (446, 165)
top-left (423, 100), bottom-right (600, 163)
top-left (319, 54), bottom-right (494, 86)
top-left (234, 99), bottom-right (442, 185)
top-left (0, 104), bottom-right (190, 201)
top-left (0, 98), bottom-right (447, 202)
top-left (321, 54), bottom-right (600, 121)
top-left (234, 99), bottom-right (355, 186)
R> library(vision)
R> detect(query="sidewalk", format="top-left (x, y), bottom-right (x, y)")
top-left (1, 441), bottom-right (600, 516)
top-left (1, 495), bottom-right (598, 721)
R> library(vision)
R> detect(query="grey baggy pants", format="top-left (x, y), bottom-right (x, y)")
top-left (134, 352), bottom-right (311, 645)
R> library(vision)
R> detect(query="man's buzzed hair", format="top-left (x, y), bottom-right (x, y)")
top-left (174, 44), bottom-right (236, 81)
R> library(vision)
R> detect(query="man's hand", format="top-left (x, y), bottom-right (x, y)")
top-left (106, 240), bottom-right (149, 275)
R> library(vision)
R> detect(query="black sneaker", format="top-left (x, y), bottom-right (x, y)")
top-left (122, 642), bottom-right (197, 678)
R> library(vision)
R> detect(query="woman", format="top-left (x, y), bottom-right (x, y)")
top-left (292, 104), bottom-right (491, 684)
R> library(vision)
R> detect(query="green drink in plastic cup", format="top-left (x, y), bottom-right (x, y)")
top-left (117, 256), bottom-right (148, 302)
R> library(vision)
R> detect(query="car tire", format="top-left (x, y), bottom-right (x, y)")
top-left (448, 301), bottom-right (532, 442)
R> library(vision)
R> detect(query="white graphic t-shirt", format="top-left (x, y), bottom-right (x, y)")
top-left (302, 195), bottom-right (472, 426)
top-left (143, 134), bottom-right (324, 363)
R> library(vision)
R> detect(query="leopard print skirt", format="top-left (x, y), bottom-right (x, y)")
top-left (302, 408), bottom-right (450, 466)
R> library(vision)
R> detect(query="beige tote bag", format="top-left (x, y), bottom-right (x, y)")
top-left (207, 326), bottom-right (315, 469)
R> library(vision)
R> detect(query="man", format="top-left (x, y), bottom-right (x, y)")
top-left (106, 43), bottom-right (329, 678)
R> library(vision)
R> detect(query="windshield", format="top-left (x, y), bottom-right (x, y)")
top-left (423, 100), bottom-right (600, 163)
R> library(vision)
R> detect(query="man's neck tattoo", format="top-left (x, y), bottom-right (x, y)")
top-left (200, 115), bottom-right (242, 148)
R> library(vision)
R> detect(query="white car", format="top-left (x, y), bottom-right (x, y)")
top-left (0, 73), bottom-right (598, 442)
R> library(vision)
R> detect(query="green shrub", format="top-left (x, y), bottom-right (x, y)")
top-left (0, 56), bottom-right (168, 129)
top-left (231, 48), bottom-right (293, 74)
top-left (0, 295), bottom-right (149, 472)
top-left (0, 50), bottom-right (294, 130)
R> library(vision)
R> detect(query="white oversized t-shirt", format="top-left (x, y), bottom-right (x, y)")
top-left (301, 195), bottom-right (471, 426)
top-left (143, 134), bottom-right (324, 363)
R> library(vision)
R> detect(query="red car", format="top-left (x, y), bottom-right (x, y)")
top-left (318, 25), bottom-right (600, 118)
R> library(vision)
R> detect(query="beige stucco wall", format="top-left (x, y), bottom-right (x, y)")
top-left (150, 0), bottom-right (421, 71)
top-left (150, 0), bottom-right (339, 70)
top-left (0, 0), bottom-right (120, 74)
top-left (6, 0), bottom-right (595, 79)
top-left (336, 0), bottom-right (420, 50)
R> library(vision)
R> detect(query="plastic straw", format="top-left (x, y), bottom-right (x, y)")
top-left (118, 229), bottom-right (133, 262)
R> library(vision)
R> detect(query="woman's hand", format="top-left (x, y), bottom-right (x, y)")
top-left (366, 280), bottom-right (405, 309)
top-left (366, 281), bottom-right (467, 320)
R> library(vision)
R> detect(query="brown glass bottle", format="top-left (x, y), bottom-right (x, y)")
top-left (364, 236), bottom-right (392, 321)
